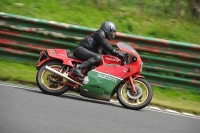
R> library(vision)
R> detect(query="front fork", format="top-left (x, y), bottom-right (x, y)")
top-left (129, 76), bottom-right (137, 93)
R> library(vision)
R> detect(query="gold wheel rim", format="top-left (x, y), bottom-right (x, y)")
top-left (41, 65), bottom-right (66, 90)
top-left (120, 80), bottom-right (149, 106)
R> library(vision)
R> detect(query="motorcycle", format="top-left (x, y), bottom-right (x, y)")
top-left (36, 42), bottom-right (153, 110)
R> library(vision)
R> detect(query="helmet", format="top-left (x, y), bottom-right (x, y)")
top-left (100, 21), bottom-right (116, 40)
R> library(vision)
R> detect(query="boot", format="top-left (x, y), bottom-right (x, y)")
top-left (71, 61), bottom-right (90, 78)
top-left (72, 56), bottom-right (101, 78)
top-left (71, 67), bottom-right (83, 78)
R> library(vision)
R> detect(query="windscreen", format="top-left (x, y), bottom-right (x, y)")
top-left (117, 42), bottom-right (139, 55)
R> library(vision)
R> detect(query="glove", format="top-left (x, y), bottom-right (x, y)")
top-left (117, 52), bottom-right (125, 59)
top-left (112, 49), bottom-right (125, 59)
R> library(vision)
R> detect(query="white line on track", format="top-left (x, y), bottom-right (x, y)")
top-left (0, 81), bottom-right (200, 120)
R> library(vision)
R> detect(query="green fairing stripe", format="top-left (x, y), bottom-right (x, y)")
top-left (92, 70), bottom-right (123, 81)
top-left (80, 70), bottom-right (122, 101)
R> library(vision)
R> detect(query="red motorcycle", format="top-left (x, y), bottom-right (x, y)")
top-left (36, 42), bottom-right (153, 110)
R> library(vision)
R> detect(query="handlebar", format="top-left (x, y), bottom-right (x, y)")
top-left (121, 52), bottom-right (137, 65)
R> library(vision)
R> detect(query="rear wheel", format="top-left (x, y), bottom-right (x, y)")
top-left (36, 61), bottom-right (71, 96)
top-left (117, 78), bottom-right (153, 110)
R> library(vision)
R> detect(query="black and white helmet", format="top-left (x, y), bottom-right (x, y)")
top-left (100, 21), bottom-right (116, 40)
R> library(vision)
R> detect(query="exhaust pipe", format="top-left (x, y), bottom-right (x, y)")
top-left (45, 66), bottom-right (83, 86)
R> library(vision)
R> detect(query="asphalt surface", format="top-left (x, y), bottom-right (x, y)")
top-left (0, 84), bottom-right (199, 133)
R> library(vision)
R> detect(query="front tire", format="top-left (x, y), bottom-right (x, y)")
top-left (117, 78), bottom-right (153, 110)
top-left (36, 61), bottom-right (71, 96)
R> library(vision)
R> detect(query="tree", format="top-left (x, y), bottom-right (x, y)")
top-left (188, 0), bottom-right (200, 19)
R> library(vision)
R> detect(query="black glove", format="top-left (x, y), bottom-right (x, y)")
top-left (117, 52), bottom-right (125, 59)
top-left (115, 50), bottom-right (125, 59)
top-left (112, 49), bottom-right (125, 59)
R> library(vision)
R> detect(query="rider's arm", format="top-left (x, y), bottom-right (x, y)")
top-left (93, 30), bottom-right (124, 59)
top-left (93, 30), bottom-right (116, 55)
top-left (102, 49), bottom-right (110, 55)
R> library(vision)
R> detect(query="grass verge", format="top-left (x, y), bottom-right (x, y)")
top-left (0, 58), bottom-right (199, 115)
top-left (1, 0), bottom-right (200, 44)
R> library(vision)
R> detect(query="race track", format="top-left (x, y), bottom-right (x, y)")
top-left (0, 84), bottom-right (199, 133)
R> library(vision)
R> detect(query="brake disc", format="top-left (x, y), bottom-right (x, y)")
top-left (126, 85), bottom-right (142, 99)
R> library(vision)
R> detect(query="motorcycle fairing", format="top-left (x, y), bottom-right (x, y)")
top-left (95, 63), bottom-right (141, 79)
top-left (102, 55), bottom-right (121, 66)
top-left (47, 49), bottom-right (82, 67)
top-left (80, 70), bottom-right (122, 101)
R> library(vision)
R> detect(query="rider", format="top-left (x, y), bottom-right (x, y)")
top-left (72, 20), bottom-right (125, 78)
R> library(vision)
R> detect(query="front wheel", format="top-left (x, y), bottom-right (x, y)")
top-left (117, 78), bottom-right (153, 110)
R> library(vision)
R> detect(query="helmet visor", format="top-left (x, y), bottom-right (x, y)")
top-left (112, 31), bottom-right (116, 38)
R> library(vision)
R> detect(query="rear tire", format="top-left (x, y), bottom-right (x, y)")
top-left (36, 61), bottom-right (71, 96)
top-left (117, 78), bottom-right (153, 110)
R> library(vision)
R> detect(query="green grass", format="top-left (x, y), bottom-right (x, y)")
top-left (0, 58), bottom-right (37, 86)
top-left (152, 87), bottom-right (200, 115)
top-left (0, 58), bottom-right (200, 115)
top-left (1, 0), bottom-right (200, 44)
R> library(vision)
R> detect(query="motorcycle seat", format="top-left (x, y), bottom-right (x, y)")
top-left (66, 49), bottom-right (79, 59)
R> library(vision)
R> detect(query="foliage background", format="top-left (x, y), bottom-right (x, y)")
top-left (1, 0), bottom-right (200, 44)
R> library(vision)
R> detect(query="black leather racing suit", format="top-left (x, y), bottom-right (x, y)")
top-left (73, 29), bottom-right (120, 70)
